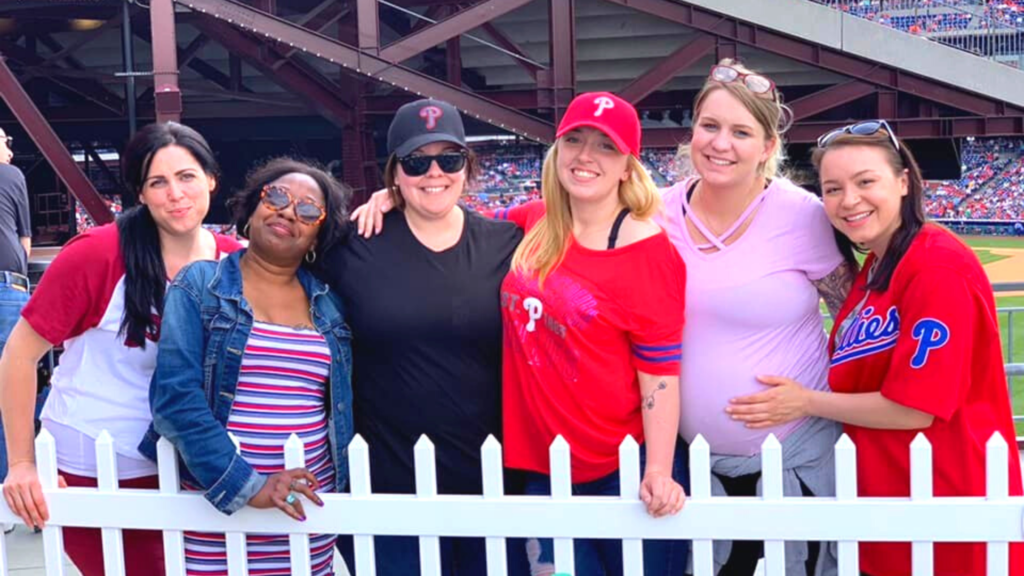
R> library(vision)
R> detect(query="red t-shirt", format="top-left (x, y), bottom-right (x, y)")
top-left (828, 224), bottom-right (1023, 576)
top-left (500, 201), bottom-right (686, 482)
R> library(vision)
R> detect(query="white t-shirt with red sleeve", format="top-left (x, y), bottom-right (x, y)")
top-left (828, 224), bottom-right (1023, 576)
top-left (499, 201), bottom-right (686, 483)
top-left (24, 223), bottom-right (241, 478)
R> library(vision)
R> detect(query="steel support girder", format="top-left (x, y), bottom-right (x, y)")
top-left (545, 0), bottom-right (575, 121)
top-left (789, 80), bottom-right (877, 122)
top-left (379, 0), bottom-right (534, 64)
top-left (176, 0), bottom-right (555, 142)
top-left (619, 34), bottom-right (714, 104)
top-left (642, 115), bottom-right (1024, 147)
top-left (603, 0), bottom-right (1024, 119)
top-left (357, 0), bottom-right (379, 53)
top-left (0, 39), bottom-right (124, 116)
top-left (150, 0), bottom-right (182, 122)
top-left (480, 21), bottom-right (544, 81)
top-left (0, 57), bottom-right (114, 225)
top-left (191, 17), bottom-right (353, 128)
top-left (133, 25), bottom-right (244, 93)
top-left (40, 11), bottom-right (124, 67)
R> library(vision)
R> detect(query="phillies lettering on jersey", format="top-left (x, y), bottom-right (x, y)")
top-left (419, 105), bottom-right (443, 129)
top-left (831, 305), bottom-right (900, 367)
top-left (910, 318), bottom-right (949, 369)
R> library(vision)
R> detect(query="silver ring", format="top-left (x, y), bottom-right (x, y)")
top-left (285, 493), bottom-right (297, 505)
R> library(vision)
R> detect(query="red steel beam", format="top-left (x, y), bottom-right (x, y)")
top-left (0, 57), bottom-right (114, 225)
top-left (480, 21), bottom-right (544, 81)
top-left (150, 0), bottom-right (182, 122)
top-left (602, 0), bottom-right (1024, 119)
top-left (175, 0), bottom-right (555, 142)
top-left (641, 115), bottom-right (1024, 147)
top-left (789, 80), bottom-right (878, 122)
top-left (0, 39), bottom-right (124, 116)
top-left (357, 0), bottom-right (380, 54)
top-left (546, 0), bottom-right (576, 123)
top-left (191, 17), bottom-right (353, 127)
top-left (379, 0), bottom-right (534, 64)
top-left (618, 34), bottom-right (715, 104)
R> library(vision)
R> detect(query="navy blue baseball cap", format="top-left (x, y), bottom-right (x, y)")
top-left (387, 99), bottom-right (467, 158)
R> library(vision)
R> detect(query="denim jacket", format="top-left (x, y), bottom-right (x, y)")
top-left (139, 250), bottom-right (354, 515)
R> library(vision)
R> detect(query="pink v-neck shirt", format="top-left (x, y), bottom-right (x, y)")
top-left (657, 178), bottom-right (844, 455)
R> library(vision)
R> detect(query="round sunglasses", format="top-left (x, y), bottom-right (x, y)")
top-left (398, 150), bottom-right (468, 177)
top-left (260, 185), bottom-right (326, 226)
top-left (817, 119), bottom-right (901, 151)
top-left (709, 65), bottom-right (776, 96)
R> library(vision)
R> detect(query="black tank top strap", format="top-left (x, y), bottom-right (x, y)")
top-left (607, 207), bottom-right (632, 250)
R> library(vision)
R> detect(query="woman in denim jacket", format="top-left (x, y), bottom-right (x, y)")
top-left (140, 158), bottom-right (353, 576)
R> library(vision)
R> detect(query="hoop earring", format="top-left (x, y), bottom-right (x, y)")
top-left (243, 221), bottom-right (251, 237)
top-left (305, 249), bottom-right (317, 264)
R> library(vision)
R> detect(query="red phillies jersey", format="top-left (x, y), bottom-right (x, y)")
top-left (500, 201), bottom-right (686, 482)
top-left (828, 224), bottom-right (1023, 576)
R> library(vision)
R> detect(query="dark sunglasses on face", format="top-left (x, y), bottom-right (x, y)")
top-left (398, 150), bottom-right (468, 177)
top-left (260, 185), bottom-right (326, 226)
top-left (2, 136), bottom-right (12, 148)
top-left (709, 65), bottom-right (776, 97)
top-left (817, 119), bottom-right (901, 151)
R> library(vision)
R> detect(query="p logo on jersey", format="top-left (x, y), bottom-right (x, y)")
top-left (593, 96), bottom-right (615, 117)
top-left (910, 318), bottom-right (949, 369)
top-left (419, 105), bottom-right (443, 130)
top-left (524, 297), bottom-right (543, 332)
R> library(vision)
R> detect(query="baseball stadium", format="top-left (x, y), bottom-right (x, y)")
top-left (0, 0), bottom-right (1023, 575)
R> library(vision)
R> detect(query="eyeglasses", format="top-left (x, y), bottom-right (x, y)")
top-left (817, 119), bottom-right (901, 151)
top-left (709, 65), bottom-right (776, 96)
top-left (260, 185), bottom-right (326, 226)
top-left (398, 150), bottom-right (467, 177)
top-left (1, 136), bottom-right (12, 148)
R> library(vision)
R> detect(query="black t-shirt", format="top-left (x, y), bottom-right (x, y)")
top-left (320, 208), bottom-right (522, 495)
top-left (0, 164), bottom-right (30, 275)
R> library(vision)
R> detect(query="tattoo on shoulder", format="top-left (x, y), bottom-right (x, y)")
top-left (813, 261), bottom-right (857, 320)
top-left (643, 381), bottom-right (668, 411)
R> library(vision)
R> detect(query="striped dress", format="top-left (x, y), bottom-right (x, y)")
top-left (184, 321), bottom-right (337, 576)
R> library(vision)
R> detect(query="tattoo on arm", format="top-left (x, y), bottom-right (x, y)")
top-left (643, 381), bottom-right (668, 411)
top-left (813, 261), bottom-right (857, 321)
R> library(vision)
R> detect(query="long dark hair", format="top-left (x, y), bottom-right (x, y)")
top-left (812, 130), bottom-right (927, 292)
top-left (118, 122), bottom-right (220, 347)
top-left (228, 157), bottom-right (350, 268)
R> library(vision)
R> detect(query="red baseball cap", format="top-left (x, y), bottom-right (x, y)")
top-left (555, 92), bottom-right (641, 157)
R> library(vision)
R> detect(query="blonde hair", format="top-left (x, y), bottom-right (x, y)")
top-left (678, 58), bottom-right (792, 179)
top-left (511, 144), bottom-right (662, 286)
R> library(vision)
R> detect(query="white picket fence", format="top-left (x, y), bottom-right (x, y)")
top-left (1, 429), bottom-right (1023, 576)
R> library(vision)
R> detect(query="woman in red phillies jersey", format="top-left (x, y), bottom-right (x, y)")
top-left (728, 121), bottom-right (1023, 576)
top-left (497, 92), bottom-right (688, 576)
top-left (0, 123), bottom-right (241, 576)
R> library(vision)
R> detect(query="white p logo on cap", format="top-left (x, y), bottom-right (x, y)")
top-left (419, 105), bottom-right (443, 130)
top-left (593, 96), bottom-right (615, 117)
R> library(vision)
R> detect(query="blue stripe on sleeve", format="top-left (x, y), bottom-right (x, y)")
top-left (632, 342), bottom-right (683, 353)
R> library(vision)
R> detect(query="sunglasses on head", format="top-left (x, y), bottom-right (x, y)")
top-left (709, 65), bottom-right (776, 97)
top-left (817, 119), bottom-right (901, 151)
top-left (260, 185), bottom-right (326, 226)
top-left (398, 150), bottom-right (467, 177)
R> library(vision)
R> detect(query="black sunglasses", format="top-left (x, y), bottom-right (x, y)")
top-left (817, 119), bottom-right (900, 151)
top-left (2, 136), bottom-right (12, 148)
top-left (398, 150), bottom-right (468, 177)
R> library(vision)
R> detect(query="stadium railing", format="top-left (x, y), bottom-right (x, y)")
top-left (1, 429), bottom-right (1022, 575)
top-left (813, 0), bottom-right (1024, 66)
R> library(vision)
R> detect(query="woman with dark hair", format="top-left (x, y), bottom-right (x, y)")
top-left (141, 157), bottom-right (353, 576)
top-left (0, 121), bottom-right (240, 575)
top-left (729, 121), bottom-right (1024, 576)
top-left (322, 98), bottom-right (524, 576)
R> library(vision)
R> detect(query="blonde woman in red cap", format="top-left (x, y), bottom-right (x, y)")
top-left (496, 92), bottom-right (688, 576)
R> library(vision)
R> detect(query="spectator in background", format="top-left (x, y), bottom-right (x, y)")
top-left (0, 127), bottom-right (31, 535)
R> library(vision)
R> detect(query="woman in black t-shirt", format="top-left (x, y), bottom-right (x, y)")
top-left (320, 99), bottom-right (524, 576)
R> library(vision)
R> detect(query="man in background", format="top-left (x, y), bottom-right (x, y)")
top-left (0, 127), bottom-right (32, 534)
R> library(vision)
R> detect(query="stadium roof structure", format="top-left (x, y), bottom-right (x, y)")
top-left (1, 0), bottom-right (1023, 225)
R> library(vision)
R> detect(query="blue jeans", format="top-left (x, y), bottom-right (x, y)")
top-left (337, 533), bottom-right (530, 576)
top-left (523, 439), bottom-right (691, 576)
top-left (0, 282), bottom-right (30, 481)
